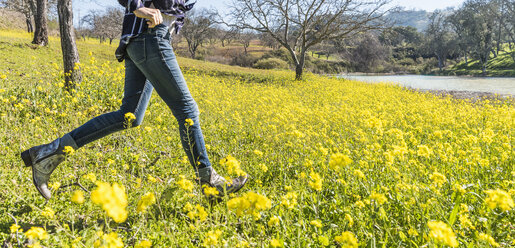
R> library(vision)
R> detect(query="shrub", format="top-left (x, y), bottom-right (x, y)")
top-left (230, 53), bottom-right (259, 67)
top-left (254, 58), bottom-right (289, 70)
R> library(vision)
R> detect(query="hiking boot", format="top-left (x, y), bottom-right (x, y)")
top-left (20, 134), bottom-right (78, 200)
top-left (197, 167), bottom-right (248, 198)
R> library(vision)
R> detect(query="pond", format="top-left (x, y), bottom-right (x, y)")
top-left (339, 74), bottom-right (515, 96)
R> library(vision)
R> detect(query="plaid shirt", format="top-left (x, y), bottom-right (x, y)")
top-left (115, 0), bottom-right (195, 62)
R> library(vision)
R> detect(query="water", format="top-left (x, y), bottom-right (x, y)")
top-left (340, 74), bottom-right (515, 96)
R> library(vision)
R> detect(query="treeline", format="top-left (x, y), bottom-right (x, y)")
top-left (346, 0), bottom-right (515, 75)
top-left (2, 0), bottom-right (513, 78)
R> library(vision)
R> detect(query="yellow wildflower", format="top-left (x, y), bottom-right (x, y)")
top-left (203, 185), bottom-right (220, 197)
top-left (71, 190), bottom-right (85, 204)
top-left (270, 239), bottom-right (283, 247)
top-left (310, 219), bottom-right (322, 228)
top-left (329, 153), bottom-right (352, 170)
top-left (345, 214), bottom-right (354, 227)
top-left (478, 233), bottom-right (500, 247)
top-left (186, 204), bottom-right (208, 222)
top-left (227, 191), bottom-right (271, 217)
top-left (135, 240), bottom-right (152, 248)
top-left (25, 227), bottom-right (49, 240)
top-left (484, 189), bottom-right (514, 211)
top-left (203, 230), bottom-right (222, 247)
top-left (220, 155), bottom-right (247, 176)
top-left (83, 173), bottom-right (97, 183)
top-left (334, 231), bottom-right (358, 248)
top-left (63, 146), bottom-right (75, 155)
top-left (309, 170), bottom-right (323, 191)
top-left (124, 112), bottom-right (136, 123)
top-left (176, 175), bottom-right (194, 191)
top-left (91, 182), bottom-right (128, 223)
top-left (427, 221), bottom-right (458, 247)
top-left (185, 118), bottom-right (194, 127)
top-left (10, 224), bottom-right (21, 233)
top-left (370, 192), bottom-right (388, 205)
top-left (268, 216), bottom-right (280, 227)
top-left (417, 145), bottom-right (431, 158)
top-left (430, 172), bottom-right (447, 187)
top-left (94, 232), bottom-right (124, 248)
top-left (353, 169), bottom-right (365, 179)
top-left (280, 191), bottom-right (298, 209)
top-left (137, 192), bottom-right (156, 213)
top-left (41, 207), bottom-right (55, 219)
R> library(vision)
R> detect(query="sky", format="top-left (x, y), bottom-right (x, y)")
top-left (73, 0), bottom-right (467, 26)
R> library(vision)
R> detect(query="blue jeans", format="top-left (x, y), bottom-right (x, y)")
top-left (66, 24), bottom-right (211, 169)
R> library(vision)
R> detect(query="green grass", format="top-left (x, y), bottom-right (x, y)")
top-left (0, 29), bottom-right (514, 247)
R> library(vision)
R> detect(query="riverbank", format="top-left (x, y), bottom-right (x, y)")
top-left (413, 88), bottom-right (513, 104)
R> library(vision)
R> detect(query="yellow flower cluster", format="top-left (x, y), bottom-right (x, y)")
top-left (91, 182), bottom-right (128, 223)
top-left (137, 192), bottom-right (156, 213)
top-left (219, 155), bottom-right (247, 177)
top-left (430, 172), bottom-right (447, 187)
top-left (484, 189), bottom-right (514, 211)
top-left (427, 221), bottom-right (458, 247)
top-left (328, 153), bottom-right (352, 170)
top-left (203, 230), bottom-right (222, 247)
top-left (94, 232), bottom-right (124, 248)
top-left (280, 191), bottom-right (298, 209)
top-left (308, 170), bottom-right (323, 191)
top-left (184, 203), bottom-right (208, 222)
top-left (135, 240), bottom-right (152, 248)
top-left (370, 192), bottom-right (387, 205)
top-left (334, 231), bottom-right (358, 248)
top-left (176, 175), bottom-right (194, 191)
top-left (227, 191), bottom-right (271, 219)
top-left (25, 227), bottom-right (48, 240)
top-left (71, 190), bottom-right (85, 204)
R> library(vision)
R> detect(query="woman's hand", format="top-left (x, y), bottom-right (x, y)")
top-left (134, 7), bottom-right (163, 28)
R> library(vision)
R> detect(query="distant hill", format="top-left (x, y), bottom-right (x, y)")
top-left (0, 9), bottom-right (27, 31)
top-left (387, 9), bottom-right (431, 32)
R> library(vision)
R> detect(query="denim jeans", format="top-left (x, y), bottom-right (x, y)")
top-left (65, 24), bottom-right (211, 169)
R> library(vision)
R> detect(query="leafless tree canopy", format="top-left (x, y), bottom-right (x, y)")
top-left (222, 0), bottom-right (393, 79)
top-left (81, 7), bottom-right (124, 44)
top-left (182, 9), bottom-right (217, 59)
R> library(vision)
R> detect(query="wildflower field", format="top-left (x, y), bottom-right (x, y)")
top-left (0, 29), bottom-right (514, 247)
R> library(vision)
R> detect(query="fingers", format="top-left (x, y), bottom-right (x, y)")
top-left (149, 9), bottom-right (162, 28)
top-left (134, 7), bottom-right (163, 28)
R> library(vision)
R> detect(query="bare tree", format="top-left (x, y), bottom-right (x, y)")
top-left (182, 9), bottom-right (216, 59)
top-left (260, 32), bottom-right (280, 49)
top-left (0, 0), bottom-right (36, 32)
top-left (222, 0), bottom-right (393, 80)
top-left (57, 0), bottom-right (81, 90)
top-left (237, 31), bottom-right (255, 55)
top-left (32, 0), bottom-right (48, 45)
top-left (81, 8), bottom-right (123, 44)
top-left (219, 28), bottom-right (238, 47)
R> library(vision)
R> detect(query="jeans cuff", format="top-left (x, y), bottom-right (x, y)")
top-left (61, 133), bottom-right (79, 150)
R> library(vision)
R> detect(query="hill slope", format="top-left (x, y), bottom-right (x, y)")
top-left (0, 29), bottom-right (513, 247)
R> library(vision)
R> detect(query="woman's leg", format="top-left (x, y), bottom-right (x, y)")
top-left (67, 58), bottom-right (153, 148)
top-left (126, 29), bottom-right (211, 170)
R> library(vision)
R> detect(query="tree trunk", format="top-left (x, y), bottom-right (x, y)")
top-left (57, 0), bottom-right (82, 91)
top-left (32, 0), bottom-right (48, 46)
top-left (26, 17), bottom-right (33, 33)
top-left (295, 52), bottom-right (306, 80)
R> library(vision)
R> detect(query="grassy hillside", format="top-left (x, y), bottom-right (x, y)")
top-left (445, 48), bottom-right (515, 77)
top-left (0, 29), bottom-right (514, 247)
